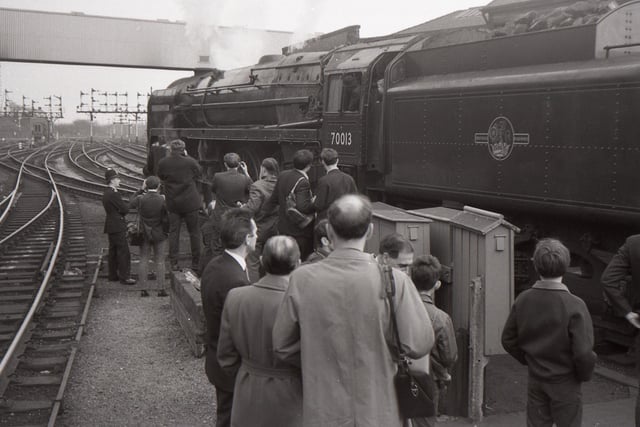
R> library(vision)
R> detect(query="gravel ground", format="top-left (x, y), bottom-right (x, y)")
top-left (57, 196), bottom-right (216, 426)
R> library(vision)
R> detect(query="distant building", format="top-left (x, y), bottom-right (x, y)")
top-left (0, 115), bottom-right (50, 144)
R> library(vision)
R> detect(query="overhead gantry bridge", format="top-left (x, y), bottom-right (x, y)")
top-left (0, 7), bottom-right (295, 71)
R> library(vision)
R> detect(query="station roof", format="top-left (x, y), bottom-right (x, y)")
top-left (394, 7), bottom-right (487, 36)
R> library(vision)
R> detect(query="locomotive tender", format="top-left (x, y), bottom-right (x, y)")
top-left (148, 1), bottom-right (640, 339)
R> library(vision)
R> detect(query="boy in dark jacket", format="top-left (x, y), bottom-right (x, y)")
top-left (410, 254), bottom-right (458, 426)
top-left (502, 238), bottom-right (596, 427)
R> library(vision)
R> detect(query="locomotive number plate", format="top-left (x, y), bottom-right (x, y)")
top-left (330, 131), bottom-right (352, 146)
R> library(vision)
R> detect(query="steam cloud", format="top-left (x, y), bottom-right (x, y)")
top-left (176, 0), bottom-right (319, 70)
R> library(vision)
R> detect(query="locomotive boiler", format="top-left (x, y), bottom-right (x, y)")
top-left (148, 2), bottom-right (640, 344)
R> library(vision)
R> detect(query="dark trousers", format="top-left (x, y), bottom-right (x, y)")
top-left (168, 209), bottom-right (201, 270)
top-left (215, 387), bottom-right (233, 427)
top-left (526, 375), bottom-right (582, 427)
top-left (107, 231), bottom-right (131, 280)
top-left (293, 234), bottom-right (313, 261)
top-left (636, 333), bottom-right (640, 427)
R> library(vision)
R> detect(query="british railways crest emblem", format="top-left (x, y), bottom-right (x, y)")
top-left (474, 116), bottom-right (530, 161)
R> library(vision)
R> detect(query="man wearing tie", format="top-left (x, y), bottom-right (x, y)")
top-left (200, 208), bottom-right (257, 427)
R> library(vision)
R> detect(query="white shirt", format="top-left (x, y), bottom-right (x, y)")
top-left (296, 169), bottom-right (309, 180)
top-left (224, 249), bottom-right (247, 271)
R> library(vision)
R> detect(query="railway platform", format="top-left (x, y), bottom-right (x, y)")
top-left (441, 395), bottom-right (636, 426)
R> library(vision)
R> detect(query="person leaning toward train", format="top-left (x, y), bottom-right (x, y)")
top-left (102, 168), bottom-right (136, 285)
top-left (217, 235), bottom-right (302, 427)
top-left (263, 149), bottom-right (316, 260)
top-left (156, 139), bottom-right (203, 272)
top-left (313, 148), bottom-right (357, 221)
top-left (272, 194), bottom-right (434, 426)
top-left (377, 232), bottom-right (415, 275)
top-left (601, 234), bottom-right (640, 426)
top-left (502, 238), bottom-right (596, 427)
top-left (143, 139), bottom-right (168, 177)
top-left (410, 254), bottom-right (458, 426)
top-left (128, 176), bottom-right (170, 297)
top-left (200, 152), bottom-right (253, 274)
top-left (242, 157), bottom-right (280, 282)
top-left (200, 208), bottom-right (256, 427)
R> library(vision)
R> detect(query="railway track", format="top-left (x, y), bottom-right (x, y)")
top-left (0, 144), bottom-right (97, 426)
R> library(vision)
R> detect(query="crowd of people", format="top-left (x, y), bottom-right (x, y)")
top-left (102, 138), bottom-right (608, 427)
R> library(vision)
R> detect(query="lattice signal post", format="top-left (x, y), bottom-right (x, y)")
top-left (77, 89), bottom-right (148, 142)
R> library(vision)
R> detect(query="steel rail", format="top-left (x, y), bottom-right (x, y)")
top-left (0, 190), bottom-right (55, 246)
top-left (78, 142), bottom-right (142, 187)
top-left (0, 145), bottom-right (65, 378)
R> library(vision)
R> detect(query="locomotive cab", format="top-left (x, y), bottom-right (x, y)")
top-left (320, 36), bottom-right (418, 189)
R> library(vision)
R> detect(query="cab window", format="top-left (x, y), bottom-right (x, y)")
top-left (326, 73), bottom-right (362, 113)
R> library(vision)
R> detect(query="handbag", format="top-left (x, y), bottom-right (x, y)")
top-left (382, 264), bottom-right (437, 419)
top-left (285, 176), bottom-right (314, 228)
top-left (127, 199), bottom-right (145, 246)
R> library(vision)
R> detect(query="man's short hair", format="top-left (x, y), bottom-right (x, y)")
top-left (261, 157), bottom-right (279, 176)
top-left (320, 148), bottom-right (339, 166)
top-left (533, 238), bottom-right (570, 278)
top-left (313, 219), bottom-right (329, 248)
top-left (261, 236), bottom-right (300, 275)
top-left (224, 152), bottom-right (240, 168)
top-left (169, 139), bottom-right (185, 152)
top-left (293, 149), bottom-right (314, 170)
top-left (327, 194), bottom-right (372, 240)
top-left (145, 175), bottom-right (160, 190)
top-left (411, 255), bottom-right (442, 291)
top-left (379, 233), bottom-right (414, 259)
top-left (220, 208), bottom-right (254, 250)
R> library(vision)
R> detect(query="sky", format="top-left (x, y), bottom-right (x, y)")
top-left (0, 0), bottom-right (484, 123)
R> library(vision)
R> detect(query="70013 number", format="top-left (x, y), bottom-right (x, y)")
top-left (330, 131), bottom-right (352, 146)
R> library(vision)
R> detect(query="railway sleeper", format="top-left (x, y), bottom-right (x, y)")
top-left (0, 399), bottom-right (52, 414)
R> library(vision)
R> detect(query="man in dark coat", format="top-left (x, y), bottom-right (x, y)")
top-left (143, 140), bottom-right (168, 177)
top-left (157, 139), bottom-right (203, 271)
top-left (263, 149), bottom-right (315, 259)
top-left (313, 148), bottom-right (357, 220)
top-left (102, 168), bottom-right (136, 285)
top-left (601, 234), bottom-right (640, 426)
top-left (200, 208), bottom-right (257, 427)
top-left (129, 176), bottom-right (169, 296)
top-left (200, 152), bottom-right (252, 273)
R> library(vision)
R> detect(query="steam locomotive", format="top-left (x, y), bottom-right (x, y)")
top-left (148, 2), bottom-right (640, 344)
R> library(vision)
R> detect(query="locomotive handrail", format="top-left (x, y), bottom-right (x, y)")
top-left (186, 82), bottom-right (319, 95)
top-left (604, 42), bottom-right (640, 58)
top-left (263, 118), bottom-right (323, 129)
top-left (180, 96), bottom-right (311, 110)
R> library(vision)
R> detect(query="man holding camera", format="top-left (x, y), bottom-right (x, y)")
top-left (200, 152), bottom-right (253, 274)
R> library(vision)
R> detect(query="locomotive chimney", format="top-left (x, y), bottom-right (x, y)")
top-left (194, 53), bottom-right (214, 76)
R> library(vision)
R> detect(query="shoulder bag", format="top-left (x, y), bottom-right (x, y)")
top-left (285, 176), bottom-right (314, 228)
top-left (382, 264), bottom-right (437, 419)
top-left (127, 197), bottom-right (146, 246)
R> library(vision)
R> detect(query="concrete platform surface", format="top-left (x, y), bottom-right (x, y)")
top-left (440, 396), bottom-right (636, 427)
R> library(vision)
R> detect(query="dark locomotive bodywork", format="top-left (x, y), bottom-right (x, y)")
top-left (148, 1), bottom-right (640, 342)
